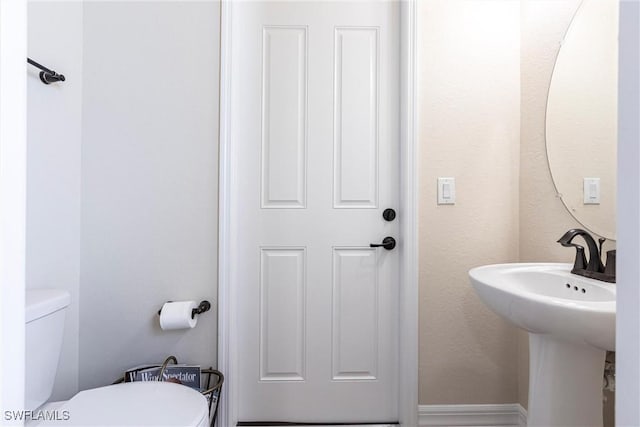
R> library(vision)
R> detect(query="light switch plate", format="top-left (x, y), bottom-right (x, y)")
top-left (583, 177), bottom-right (600, 205)
top-left (438, 177), bottom-right (455, 205)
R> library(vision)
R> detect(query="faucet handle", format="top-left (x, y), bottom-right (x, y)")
top-left (573, 245), bottom-right (587, 271)
top-left (598, 237), bottom-right (606, 257)
top-left (604, 250), bottom-right (616, 276)
top-left (563, 241), bottom-right (587, 272)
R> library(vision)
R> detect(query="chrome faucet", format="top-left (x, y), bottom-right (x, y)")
top-left (557, 228), bottom-right (616, 283)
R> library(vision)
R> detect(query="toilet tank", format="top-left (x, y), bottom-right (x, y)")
top-left (25, 289), bottom-right (70, 411)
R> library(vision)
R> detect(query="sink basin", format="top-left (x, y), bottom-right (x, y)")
top-left (469, 263), bottom-right (616, 427)
top-left (469, 262), bottom-right (615, 350)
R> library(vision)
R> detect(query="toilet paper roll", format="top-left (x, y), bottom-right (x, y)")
top-left (159, 301), bottom-right (198, 330)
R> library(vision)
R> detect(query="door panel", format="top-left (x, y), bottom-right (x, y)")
top-left (334, 27), bottom-right (379, 208)
top-left (332, 247), bottom-right (379, 380)
top-left (232, 1), bottom-right (399, 423)
top-left (259, 247), bottom-right (306, 381)
top-left (261, 27), bottom-right (307, 209)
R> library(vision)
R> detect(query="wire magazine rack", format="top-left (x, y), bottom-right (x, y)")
top-left (113, 356), bottom-right (224, 427)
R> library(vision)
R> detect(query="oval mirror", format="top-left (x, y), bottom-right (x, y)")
top-left (546, 0), bottom-right (618, 239)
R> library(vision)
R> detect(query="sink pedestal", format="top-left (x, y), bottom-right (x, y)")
top-left (528, 334), bottom-right (606, 427)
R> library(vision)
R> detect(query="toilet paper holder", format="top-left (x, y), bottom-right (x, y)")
top-left (157, 300), bottom-right (211, 319)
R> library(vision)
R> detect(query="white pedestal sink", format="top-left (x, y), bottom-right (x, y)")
top-left (469, 263), bottom-right (615, 427)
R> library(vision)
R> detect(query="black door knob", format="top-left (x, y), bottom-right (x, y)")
top-left (383, 208), bottom-right (396, 222)
top-left (370, 236), bottom-right (396, 250)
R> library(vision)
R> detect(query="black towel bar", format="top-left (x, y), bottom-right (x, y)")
top-left (27, 57), bottom-right (65, 85)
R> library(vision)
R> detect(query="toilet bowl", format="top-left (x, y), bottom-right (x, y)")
top-left (26, 289), bottom-right (209, 427)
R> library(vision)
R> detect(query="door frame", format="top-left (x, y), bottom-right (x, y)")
top-left (217, 1), bottom-right (418, 425)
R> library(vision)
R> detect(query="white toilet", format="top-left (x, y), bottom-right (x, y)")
top-left (26, 289), bottom-right (210, 427)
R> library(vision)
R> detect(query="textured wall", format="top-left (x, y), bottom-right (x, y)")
top-left (418, 0), bottom-right (521, 405)
top-left (27, 1), bottom-right (83, 400)
top-left (419, 0), bottom-right (617, 413)
top-left (79, 1), bottom-right (220, 390)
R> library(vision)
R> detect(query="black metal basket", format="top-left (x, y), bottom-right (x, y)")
top-left (201, 367), bottom-right (224, 426)
top-left (114, 356), bottom-right (224, 427)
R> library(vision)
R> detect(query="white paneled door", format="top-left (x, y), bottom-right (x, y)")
top-left (232, 1), bottom-right (399, 424)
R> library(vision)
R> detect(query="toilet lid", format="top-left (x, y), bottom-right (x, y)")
top-left (56, 382), bottom-right (209, 427)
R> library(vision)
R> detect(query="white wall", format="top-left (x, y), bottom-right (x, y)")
top-left (0, 0), bottom-right (27, 420)
top-left (26, 0), bottom-right (220, 395)
top-left (418, 0), bottom-right (521, 405)
top-left (616, 1), bottom-right (640, 425)
top-left (27, 0), bottom-right (83, 400)
top-left (78, 1), bottom-right (220, 390)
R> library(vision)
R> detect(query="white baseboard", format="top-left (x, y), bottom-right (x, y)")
top-left (418, 403), bottom-right (527, 427)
